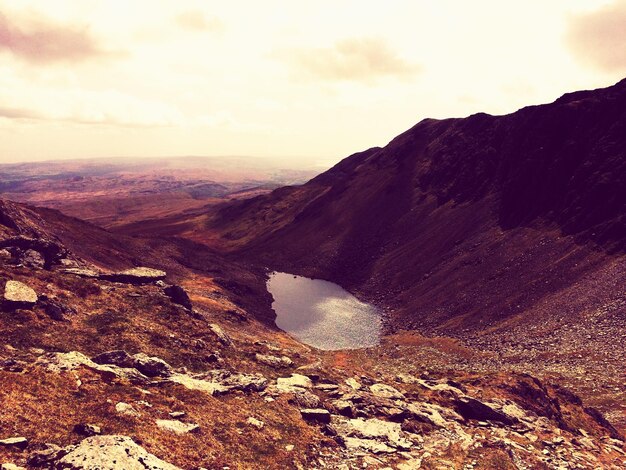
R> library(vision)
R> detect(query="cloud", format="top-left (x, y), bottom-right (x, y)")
top-left (176, 10), bottom-right (224, 33)
top-left (278, 37), bottom-right (420, 83)
top-left (0, 10), bottom-right (109, 64)
top-left (0, 89), bottom-right (184, 127)
top-left (0, 105), bottom-right (41, 119)
top-left (566, 1), bottom-right (626, 72)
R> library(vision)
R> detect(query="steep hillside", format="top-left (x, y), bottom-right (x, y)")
top-left (207, 79), bottom-right (626, 338)
top-left (5, 200), bottom-right (625, 468)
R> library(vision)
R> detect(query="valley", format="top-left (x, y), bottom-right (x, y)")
top-left (0, 79), bottom-right (625, 469)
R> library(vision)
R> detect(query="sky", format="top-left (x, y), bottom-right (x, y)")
top-left (0, 0), bottom-right (625, 166)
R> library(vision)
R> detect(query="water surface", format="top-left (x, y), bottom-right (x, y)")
top-left (267, 272), bottom-right (381, 350)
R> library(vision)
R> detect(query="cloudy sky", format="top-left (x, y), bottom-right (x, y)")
top-left (0, 0), bottom-right (625, 165)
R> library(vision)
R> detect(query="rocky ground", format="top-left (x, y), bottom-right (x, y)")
top-left (1, 198), bottom-right (625, 469)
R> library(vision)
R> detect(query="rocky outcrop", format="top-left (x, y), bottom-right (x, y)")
top-left (36, 351), bottom-right (150, 384)
top-left (0, 235), bottom-right (69, 269)
top-left (99, 267), bottom-right (166, 284)
top-left (254, 353), bottom-right (293, 368)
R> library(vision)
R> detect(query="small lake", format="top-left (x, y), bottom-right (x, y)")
top-left (267, 272), bottom-right (382, 350)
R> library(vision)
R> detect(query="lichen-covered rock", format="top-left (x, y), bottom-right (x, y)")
top-left (54, 435), bottom-right (181, 469)
top-left (2, 280), bottom-right (37, 307)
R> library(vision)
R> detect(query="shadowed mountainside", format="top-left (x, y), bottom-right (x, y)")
top-left (205, 78), bottom-right (625, 336)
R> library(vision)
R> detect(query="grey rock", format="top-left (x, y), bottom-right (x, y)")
top-left (369, 383), bottom-right (405, 400)
top-left (132, 353), bottom-right (173, 378)
top-left (300, 408), bottom-right (332, 424)
top-left (55, 435), bottom-right (181, 469)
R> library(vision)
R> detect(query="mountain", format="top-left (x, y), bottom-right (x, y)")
top-left (207, 78), bottom-right (626, 337)
top-left (1, 79), bottom-right (625, 468)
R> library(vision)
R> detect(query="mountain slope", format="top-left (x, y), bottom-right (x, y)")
top-left (208, 79), bottom-right (626, 336)
top-left (5, 200), bottom-right (625, 468)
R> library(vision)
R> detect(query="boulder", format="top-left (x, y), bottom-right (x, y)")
top-left (61, 268), bottom-right (100, 278)
top-left (276, 374), bottom-right (313, 393)
top-left (332, 399), bottom-right (356, 417)
top-left (332, 417), bottom-right (413, 450)
top-left (39, 295), bottom-right (75, 321)
top-left (156, 419), bottom-right (200, 435)
top-left (370, 383), bottom-right (405, 400)
top-left (0, 437), bottom-right (28, 450)
top-left (289, 389), bottom-right (322, 409)
top-left (115, 402), bottom-right (140, 417)
top-left (255, 353), bottom-right (293, 368)
top-left (163, 285), bottom-right (193, 310)
top-left (3, 280), bottom-right (37, 307)
top-left (54, 435), bottom-right (181, 469)
top-left (132, 353), bottom-right (173, 378)
top-left (1, 463), bottom-right (26, 470)
top-left (20, 249), bottom-right (45, 268)
top-left (168, 370), bottom-right (267, 396)
top-left (100, 267), bottom-right (166, 285)
top-left (300, 408), bottom-right (332, 424)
